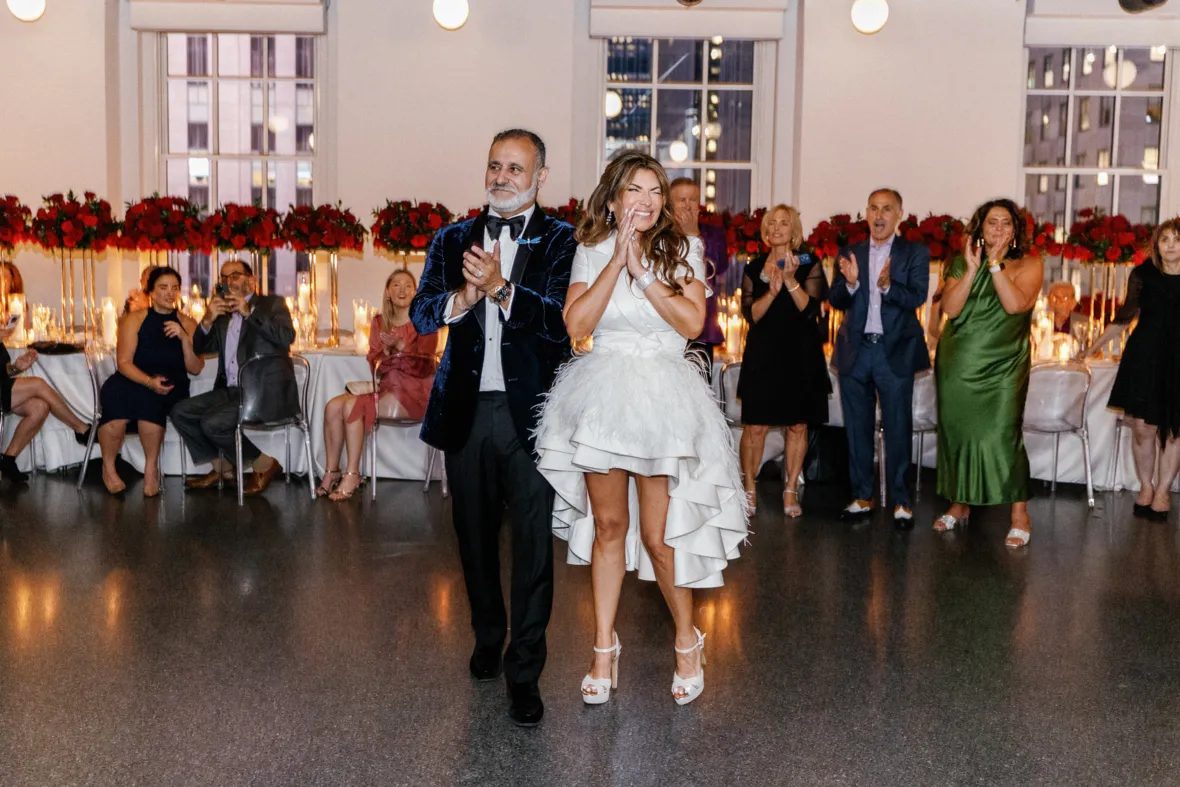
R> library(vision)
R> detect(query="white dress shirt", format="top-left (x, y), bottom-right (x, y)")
top-left (444, 204), bottom-right (533, 392)
top-left (202, 293), bottom-right (254, 387)
top-left (847, 235), bottom-right (894, 335)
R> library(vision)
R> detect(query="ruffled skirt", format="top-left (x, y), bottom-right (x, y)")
top-left (534, 349), bottom-right (749, 588)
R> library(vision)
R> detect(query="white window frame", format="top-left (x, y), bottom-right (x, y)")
top-left (1020, 45), bottom-right (1174, 232)
top-left (596, 38), bottom-right (776, 211)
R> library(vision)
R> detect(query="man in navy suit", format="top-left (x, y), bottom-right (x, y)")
top-left (410, 129), bottom-right (576, 727)
top-left (829, 188), bottom-right (931, 528)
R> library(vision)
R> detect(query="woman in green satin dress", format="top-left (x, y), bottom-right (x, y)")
top-left (934, 199), bottom-right (1044, 547)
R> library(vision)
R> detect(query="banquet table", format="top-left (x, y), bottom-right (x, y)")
top-left (0, 347), bottom-right (1161, 493)
top-left (714, 358), bottom-right (1152, 493)
top-left (1, 346), bottom-right (441, 484)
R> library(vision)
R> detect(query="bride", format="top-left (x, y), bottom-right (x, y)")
top-left (535, 151), bottom-right (748, 706)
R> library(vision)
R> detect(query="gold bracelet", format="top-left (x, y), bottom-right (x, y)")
top-left (786, 284), bottom-right (801, 293)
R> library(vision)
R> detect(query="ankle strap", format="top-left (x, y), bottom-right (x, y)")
top-left (674, 629), bottom-right (706, 654)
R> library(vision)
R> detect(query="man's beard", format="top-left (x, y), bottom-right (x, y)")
top-left (487, 177), bottom-right (538, 214)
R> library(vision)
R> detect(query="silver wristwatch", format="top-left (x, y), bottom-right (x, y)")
top-left (489, 282), bottom-right (512, 304)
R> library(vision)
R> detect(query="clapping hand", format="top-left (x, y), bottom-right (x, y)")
top-left (877, 257), bottom-right (891, 290)
top-left (379, 330), bottom-right (405, 353)
top-left (766, 261), bottom-right (784, 296)
top-left (964, 236), bottom-right (983, 270)
top-left (12, 349), bottom-right (37, 372)
top-left (463, 242), bottom-right (506, 296)
top-left (838, 252), bottom-right (860, 288)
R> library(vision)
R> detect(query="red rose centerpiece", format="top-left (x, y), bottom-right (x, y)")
top-left (120, 195), bottom-right (209, 266)
top-left (202, 203), bottom-right (283, 294)
top-left (805, 214), bottom-right (870, 261)
top-left (29, 191), bottom-right (120, 340)
top-left (542, 198), bottom-right (585, 227)
top-left (371, 200), bottom-right (453, 256)
top-left (280, 203), bottom-right (367, 347)
top-left (1063, 208), bottom-right (1153, 325)
top-left (0, 195), bottom-right (30, 259)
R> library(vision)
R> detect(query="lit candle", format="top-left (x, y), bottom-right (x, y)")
top-left (190, 297), bottom-right (205, 326)
top-left (354, 319), bottom-right (371, 356)
top-left (101, 297), bottom-right (118, 348)
top-left (298, 281), bottom-right (311, 314)
top-left (7, 294), bottom-right (25, 345)
top-left (1057, 341), bottom-right (1072, 363)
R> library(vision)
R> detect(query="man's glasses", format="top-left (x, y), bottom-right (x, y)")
top-left (219, 271), bottom-right (248, 283)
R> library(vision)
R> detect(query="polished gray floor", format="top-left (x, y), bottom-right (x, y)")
top-left (1, 466), bottom-right (1178, 787)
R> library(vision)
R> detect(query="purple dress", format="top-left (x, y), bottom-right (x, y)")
top-left (694, 223), bottom-right (730, 346)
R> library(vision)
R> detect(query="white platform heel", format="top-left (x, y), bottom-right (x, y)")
top-left (581, 633), bottom-right (621, 705)
top-left (671, 628), bottom-right (707, 706)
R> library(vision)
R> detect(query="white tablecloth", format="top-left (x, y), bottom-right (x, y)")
top-left (2, 348), bottom-right (439, 482)
top-left (2, 349), bottom-right (1159, 492)
top-left (715, 358), bottom-right (1150, 493)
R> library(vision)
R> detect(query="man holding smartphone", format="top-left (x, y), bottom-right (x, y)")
top-left (170, 259), bottom-right (296, 495)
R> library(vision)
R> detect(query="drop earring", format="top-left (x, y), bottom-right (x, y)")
top-left (607, 208), bottom-right (615, 225)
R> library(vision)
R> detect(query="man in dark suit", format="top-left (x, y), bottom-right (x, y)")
top-left (829, 188), bottom-right (931, 528)
top-left (411, 129), bottom-right (576, 727)
top-left (171, 258), bottom-right (297, 496)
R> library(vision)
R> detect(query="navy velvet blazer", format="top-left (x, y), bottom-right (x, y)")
top-left (828, 236), bottom-right (932, 378)
top-left (410, 207), bottom-right (577, 454)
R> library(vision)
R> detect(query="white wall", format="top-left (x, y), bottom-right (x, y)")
top-left (0, 0), bottom-right (117, 311)
top-left (795, 0), bottom-right (1029, 227)
top-left (327, 0), bottom-right (596, 315)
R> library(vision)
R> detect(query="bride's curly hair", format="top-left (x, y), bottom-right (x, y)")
top-left (576, 150), bottom-right (691, 295)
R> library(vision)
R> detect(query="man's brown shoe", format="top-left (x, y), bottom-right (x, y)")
top-left (243, 461), bottom-right (282, 496)
top-left (185, 470), bottom-right (234, 490)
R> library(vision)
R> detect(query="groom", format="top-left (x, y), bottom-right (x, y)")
top-left (411, 129), bottom-right (577, 727)
top-left (829, 188), bottom-right (930, 528)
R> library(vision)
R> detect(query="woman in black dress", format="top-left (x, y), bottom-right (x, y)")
top-left (96, 267), bottom-right (204, 496)
top-left (737, 204), bottom-right (831, 517)
top-left (1085, 219), bottom-right (1180, 521)
top-left (1, 262), bottom-right (95, 484)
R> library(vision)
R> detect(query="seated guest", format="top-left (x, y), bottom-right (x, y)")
top-left (95, 267), bottom-right (204, 496)
top-left (170, 259), bottom-right (296, 496)
top-left (669, 177), bottom-right (729, 377)
top-left (123, 267), bottom-right (152, 314)
top-left (319, 269), bottom-right (438, 500)
top-left (0, 262), bottom-right (95, 484)
top-left (1047, 280), bottom-right (1084, 335)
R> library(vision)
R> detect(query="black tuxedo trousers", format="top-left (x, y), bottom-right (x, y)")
top-left (445, 392), bottom-right (554, 686)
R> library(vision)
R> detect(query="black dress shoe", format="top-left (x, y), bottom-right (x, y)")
top-left (1133, 503), bottom-right (1154, 519)
top-left (469, 648), bottom-right (503, 682)
top-left (506, 680), bottom-right (543, 727)
top-left (893, 517), bottom-right (915, 531)
top-left (1147, 507), bottom-right (1171, 523)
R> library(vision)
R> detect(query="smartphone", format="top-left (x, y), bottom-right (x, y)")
top-left (214, 283), bottom-right (228, 298)
top-left (776, 253), bottom-right (813, 269)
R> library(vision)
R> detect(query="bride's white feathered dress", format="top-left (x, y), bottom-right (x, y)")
top-left (534, 233), bottom-right (749, 589)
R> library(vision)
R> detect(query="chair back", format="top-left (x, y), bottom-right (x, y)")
top-left (238, 353), bottom-right (307, 426)
top-left (1023, 362), bottom-right (1090, 433)
top-left (83, 349), bottom-right (119, 420)
top-left (371, 351), bottom-right (437, 426)
top-left (912, 369), bottom-right (937, 432)
top-left (719, 361), bottom-right (741, 425)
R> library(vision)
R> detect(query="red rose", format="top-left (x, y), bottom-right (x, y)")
top-left (745, 240), bottom-right (760, 254)
top-left (1104, 247), bottom-right (1120, 262)
top-left (428, 213), bottom-right (443, 230)
top-left (410, 233), bottom-right (428, 249)
top-left (232, 234), bottom-right (247, 249)
top-left (1132, 248), bottom-right (1149, 265)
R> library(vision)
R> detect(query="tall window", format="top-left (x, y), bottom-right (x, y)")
top-left (604, 37), bottom-right (755, 213)
top-left (1024, 46), bottom-right (1168, 236)
top-left (161, 34), bottom-right (319, 296)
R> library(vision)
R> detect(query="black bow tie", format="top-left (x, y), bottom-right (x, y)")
top-left (487, 214), bottom-right (527, 242)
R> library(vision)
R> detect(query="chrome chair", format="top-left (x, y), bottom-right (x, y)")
top-left (76, 349), bottom-right (162, 491)
top-left (911, 370), bottom-right (938, 492)
top-left (364, 352), bottom-right (446, 499)
top-left (233, 353), bottom-right (315, 505)
top-left (718, 361), bottom-right (741, 426)
top-left (1023, 361), bottom-right (1094, 508)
